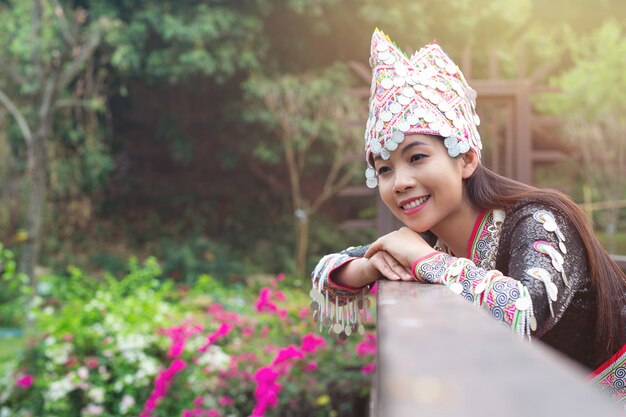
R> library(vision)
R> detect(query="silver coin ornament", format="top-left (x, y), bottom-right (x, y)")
top-left (381, 78), bottom-right (394, 90)
top-left (386, 139), bottom-right (398, 151)
top-left (398, 95), bottom-right (411, 105)
top-left (390, 102), bottom-right (402, 114)
top-left (515, 296), bottom-right (531, 311)
top-left (449, 282), bottom-right (463, 295)
top-left (392, 130), bottom-right (405, 143)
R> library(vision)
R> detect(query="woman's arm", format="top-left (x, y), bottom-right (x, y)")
top-left (412, 206), bottom-right (588, 339)
top-left (310, 245), bottom-right (414, 337)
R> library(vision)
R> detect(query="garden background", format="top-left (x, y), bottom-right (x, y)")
top-left (1, 0), bottom-right (626, 416)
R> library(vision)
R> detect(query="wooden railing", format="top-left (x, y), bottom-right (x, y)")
top-left (371, 258), bottom-right (626, 417)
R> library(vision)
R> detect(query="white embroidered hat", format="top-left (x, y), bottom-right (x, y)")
top-left (364, 29), bottom-right (482, 188)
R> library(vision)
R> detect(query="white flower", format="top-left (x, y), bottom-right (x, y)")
top-left (82, 403), bottom-right (104, 416)
top-left (197, 345), bottom-right (230, 372)
top-left (0, 407), bottom-right (10, 417)
top-left (123, 374), bottom-right (134, 385)
top-left (88, 387), bottom-right (105, 404)
top-left (113, 381), bottom-right (124, 393)
top-left (137, 356), bottom-right (159, 378)
top-left (77, 367), bottom-right (89, 380)
top-left (120, 395), bottom-right (135, 414)
top-left (43, 306), bottom-right (54, 315)
top-left (116, 333), bottom-right (153, 352)
top-left (45, 342), bottom-right (73, 365)
top-left (47, 377), bottom-right (74, 402)
top-left (98, 366), bottom-right (110, 381)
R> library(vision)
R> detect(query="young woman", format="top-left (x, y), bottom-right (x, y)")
top-left (310, 29), bottom-right (626, 402)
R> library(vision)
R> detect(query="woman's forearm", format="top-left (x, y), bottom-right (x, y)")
top-left (330, 257), bottom-right (378, 289)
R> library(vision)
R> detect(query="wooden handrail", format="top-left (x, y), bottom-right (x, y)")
top-left (372, 280), bottom-right (623, 417)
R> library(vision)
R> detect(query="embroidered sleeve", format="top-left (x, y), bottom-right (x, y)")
top-left (413, 207), bottom-right (588, 339)
top-left (310, 246), bottom-right (371, 338)
top-left (413, 252), bottom-right (535, 338)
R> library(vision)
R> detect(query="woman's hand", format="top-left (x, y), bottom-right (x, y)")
top-left (364, 227), bottom-right (435, 268)
top-left (367, 251), bottom-right (415, 281)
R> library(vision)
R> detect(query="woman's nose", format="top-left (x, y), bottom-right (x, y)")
top-left (392, 166), bottom-right (417, 193)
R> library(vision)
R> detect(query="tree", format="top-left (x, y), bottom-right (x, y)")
top-left (541, 21), bottom-right (626, 252)
top-left (244, 65), bottom-right (364, 276)
top-left (0, 1), bottom-right (116, 284)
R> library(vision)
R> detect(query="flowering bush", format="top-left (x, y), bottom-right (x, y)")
top-left (0, 258), bottom-right (375, 417)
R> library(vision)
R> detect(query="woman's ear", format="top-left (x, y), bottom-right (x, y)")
top-left (460, 150), bottom-right (479, 179)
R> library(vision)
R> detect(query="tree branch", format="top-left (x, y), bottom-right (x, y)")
top-left (59, 28), bottom-right (103, 91)
top-left (53, 98), bottom-right (97, 110)
top-left (49, 0), bottom-right (76, 45)
top-left (244, 153), bottom-right (286, 192)
top-left (0, 59), bottom-right (28, 85)
top-left (0, 87), bottom-right (34, 147)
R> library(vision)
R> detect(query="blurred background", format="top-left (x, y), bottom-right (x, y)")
top-left (1, 1), bottom-right (625, 416)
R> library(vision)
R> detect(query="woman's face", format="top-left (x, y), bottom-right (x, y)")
top-left (373, 134), bottom-right (475, 233)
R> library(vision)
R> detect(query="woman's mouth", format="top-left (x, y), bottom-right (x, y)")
top-left (400, 195), bottom-right (430, 214)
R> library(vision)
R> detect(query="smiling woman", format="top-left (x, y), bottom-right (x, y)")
top-left (310, 29), bottom-right (626, 404)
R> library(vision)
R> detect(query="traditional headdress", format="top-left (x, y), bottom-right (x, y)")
top-left (364, 29), bottom-right (482, 188)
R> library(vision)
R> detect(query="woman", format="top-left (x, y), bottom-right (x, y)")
top-left (310, 29), bottom-right (626, 402)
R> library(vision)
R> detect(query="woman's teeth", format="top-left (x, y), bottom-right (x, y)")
top-left (402, 196), bottom-right (429, 210)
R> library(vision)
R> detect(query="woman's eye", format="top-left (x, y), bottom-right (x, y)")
top-left (410, 153), bottom-right (426, 163)
top-left (377, 166), bottom-right (390, 175)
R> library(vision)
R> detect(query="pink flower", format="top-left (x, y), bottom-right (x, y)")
top-left (274, 290), bottom-right (286, 301)
top-left (272, 346), bottom-right (303, 366)
top-left (207, 409), bottom-right (221, 417)
top-left (140, 359), bottom-right (187, 417)
top-left (242, 327), bottom-right (254, 336)
top-left (218, 395), bottom-right (233, 406)
top-left (85, 356), bottom-right (100, 369)
top-left (301, 334), bottom-right (326, 353)
top-left (255, 367), bottom-right (279, 385)
top-left (361, 361), bottom-right (376, 374)
top-left (355, 333), bottom-right (376, 357)
top-left (163, 324), bottom-right (203, 358)
top-left (255, 288), bottom-right (278, 314)
top-left (303, 360), bottom-right (318, 372)
top-left (298, 308), bottom-right (309, 319)
top-left (369, 282), bottom-right (378, 295)
top-left (198, 323), bottom-right (232, 353)
top-left (15, 374), bottom-right (34, 389)
top-left (260, 326), bottom-right (269, 337)
top-left (208, 303), bottom-right (225, 315)
top-left (276, 273), bottom-right (285, 282)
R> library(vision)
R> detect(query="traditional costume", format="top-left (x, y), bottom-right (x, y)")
top-left (310, 29), bottom-right (626, 404)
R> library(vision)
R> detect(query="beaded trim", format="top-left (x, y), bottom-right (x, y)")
top-left (590, 343), bottom-right (626, 405)
top-left (310, 254), bottom-right (370, 339)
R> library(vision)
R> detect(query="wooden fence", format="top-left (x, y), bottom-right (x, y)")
top-left (370, 258), bottom-right (626, 416)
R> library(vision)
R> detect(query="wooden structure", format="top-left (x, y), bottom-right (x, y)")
top-left (371, 280), bottom-right (624, 417)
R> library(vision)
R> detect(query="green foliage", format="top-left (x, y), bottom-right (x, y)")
top-left (0, 244), bottom-right (30, 327)
top-left (94, 1), bottom-right (270, 83)
top-left (540, 21), bottom-right (626, 120)
top-left (243, 63), bottom-right (362, 163)
top-left (359, 0), bottom-right (532, 52)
